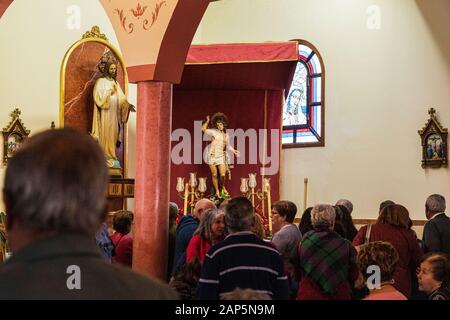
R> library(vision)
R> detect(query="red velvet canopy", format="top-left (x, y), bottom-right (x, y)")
top-left (171, 41), bottom-right (298, 215)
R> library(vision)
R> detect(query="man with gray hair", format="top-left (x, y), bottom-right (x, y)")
top-left (335, 199), bottom-right (353, 215)
top-left (197, 196), bottom-right (289, 300)
top-left (172, 198), bottom-right (215, 276)
top-left (311, 204), bottom-right (336, 229)
top-left (0, 128), bottom-right (177, 299)
top-left (297, 204), bottom-right (358, 300)
top-left (423, 194), bottom-right (450, 255)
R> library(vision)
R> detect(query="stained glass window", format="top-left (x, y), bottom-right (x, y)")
top-left (282, 40), bottom-right (325, 148)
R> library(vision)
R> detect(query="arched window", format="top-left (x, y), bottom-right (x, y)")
top-left (282, 40), bottom-right (325, 148)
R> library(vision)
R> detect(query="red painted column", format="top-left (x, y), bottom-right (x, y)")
top-left (133, 81), bottom-right (172, 280)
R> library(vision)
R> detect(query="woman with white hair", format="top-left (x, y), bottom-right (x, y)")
top-left (296, 204), bottom-right (358, 300)
top-left (186, 208), bottom-right (225, 264)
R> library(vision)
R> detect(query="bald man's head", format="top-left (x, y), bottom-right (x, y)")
top-left (193, 198), bottom-right (215, 220)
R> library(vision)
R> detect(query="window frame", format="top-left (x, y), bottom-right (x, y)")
top-left (282, 39), bottom-right (325, 149)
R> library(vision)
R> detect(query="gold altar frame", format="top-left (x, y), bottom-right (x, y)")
top-left (59, 26), bottom-right (130, 176)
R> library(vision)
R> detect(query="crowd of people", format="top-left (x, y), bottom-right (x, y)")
top-left (169, 195), bottom-right (450, 301)
top-left (0, 129), bottom-right (176, 299)
top-left (0, 128), bottom-right (449, 301)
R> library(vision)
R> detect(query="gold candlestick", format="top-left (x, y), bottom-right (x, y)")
top-left (267, 186), bottom-right (272, 236)
top-left (261, 176), bottom-right (265, 220)
top-left (191, 186), bottom-right (195, 214)
top-left (177, 173), bottom-right (206, 215)
top-left (248, 173), bottom-right (257, 207)
top-left (251, 187), bottom-right (255, 207)
top-left (183, 183), bottom-right (189, 215)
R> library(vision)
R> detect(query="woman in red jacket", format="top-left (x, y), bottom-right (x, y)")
top-left (111, 210), bottom-right (134, 267)
top-left (353, 204), bottom-right (423, 298)
top-left (186, 208), bottom-right (225, 264)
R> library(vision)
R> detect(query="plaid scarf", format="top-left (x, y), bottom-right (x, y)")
top-left (299, 229), bottom-right (355, 295)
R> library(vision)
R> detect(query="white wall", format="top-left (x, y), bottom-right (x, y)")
top-left (1, 0), bottom-right (448, 221)
top-left (0, 0), bottom-right (137, 212)
top-left (195, 0), bottom-right (450, 220)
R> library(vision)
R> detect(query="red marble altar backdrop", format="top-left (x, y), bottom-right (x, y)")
top-left (62, 42), bottom-right (126, 170)
top-left (0, 0), bottom-right (13, 19)
top-left (171, 89), bottom-right (283, 213)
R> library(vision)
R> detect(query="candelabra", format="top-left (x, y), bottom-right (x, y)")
top-left (176, 172), bottom-right (207, 215)
top-left (240, 173), bottom-right (273, 235)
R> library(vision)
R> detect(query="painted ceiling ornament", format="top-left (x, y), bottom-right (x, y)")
top-left (130, 3), bottom-right (148, 18)
top-left (114, 1), bottom-right (167, 34)
top-left (143, 1), bottom-right (166, 30)
top-left (114, 8), bottom-right (135, 34)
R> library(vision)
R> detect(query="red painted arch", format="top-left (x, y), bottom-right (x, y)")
top-left (1, 0), bottom-right (211, 84)
top-left (0, 0), bottom-right (13, 19)
top-left (99, 0), bottom-right (211, 83)
top-left (152, 0), bottom-right (210, 83)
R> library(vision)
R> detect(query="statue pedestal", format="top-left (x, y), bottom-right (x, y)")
top-left (108, 167), bottom-right (122, 177)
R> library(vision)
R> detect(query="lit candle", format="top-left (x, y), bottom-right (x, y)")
top-left (176, 177), bottom-right (185, 193)
top-left (188, 172), bottom-right (198, 188)
top-left (263, 178), bottom-right (271, 193)
top-left (240, 178), bottom-right (249, 193)
top-left (248, 173), bottom-right (257, 188)
top-left (198, 177), bottom-right (207, 193)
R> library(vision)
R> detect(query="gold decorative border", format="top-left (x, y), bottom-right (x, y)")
top-left (185, 41), bottom-right (299, 65)
top-left (59, 26), bottom-right (130, 177)
top-left (185, 58), bottom-right (298, 66)
top-left (81, 25), bottom-right (108, 41)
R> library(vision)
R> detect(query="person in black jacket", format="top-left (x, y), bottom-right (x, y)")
top-left (197, 197), bottom-right (289, 300)
top-left (167, 202), bottom-right (179, 281)
top-left (0, 128), bottom-right (177, 299)
top-left (171, 198), bottom-right (215, 276)
top-left (170, 257), bottom-right (201, 300)
top-left (423, 194), bottom-right (450, 255)
top-left (298, 207), bottom-right (313, 236)
top-left (334, 205), bottom-right (358, 242)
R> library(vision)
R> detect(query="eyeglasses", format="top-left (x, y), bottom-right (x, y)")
top-left (416, 267), bottom-right (431, 275)
top-left (271, 211), bottom-right (280, 218)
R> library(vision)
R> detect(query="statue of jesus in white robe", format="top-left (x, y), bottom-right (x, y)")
top-left (91, 63), bottom-right (134, 169)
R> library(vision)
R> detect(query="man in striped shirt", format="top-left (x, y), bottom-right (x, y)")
top-left (196, 197), bottom-right (289, 300)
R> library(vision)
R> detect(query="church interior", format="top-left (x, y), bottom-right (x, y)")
top-left (0, 0), bottom-right (449, 301)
